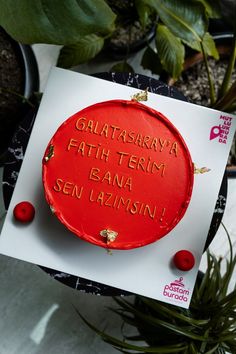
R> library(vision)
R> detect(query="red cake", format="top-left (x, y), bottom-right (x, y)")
top-left (42, 100), bottom-right (194, 249)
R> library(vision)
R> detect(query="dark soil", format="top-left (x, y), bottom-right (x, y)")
top-left (174, 58), bottom-right (236, 107)
top-left (106, 0), bottom-right (155, 57)
top-left (0, 28), bottom-right (25, 154)
top-left (111, 21), bottom-right (150, 47)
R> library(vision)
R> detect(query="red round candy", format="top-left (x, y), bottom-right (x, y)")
top-left (173, 250), bottom-right (195, 271)
top-left (13, 201), bottom-right (35, 223)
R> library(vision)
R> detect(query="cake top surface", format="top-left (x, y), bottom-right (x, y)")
top-left (42, 99), bottom-right (193, 249)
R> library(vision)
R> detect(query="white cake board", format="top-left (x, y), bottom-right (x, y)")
top-left (0, 68), bottom-right (235, 308)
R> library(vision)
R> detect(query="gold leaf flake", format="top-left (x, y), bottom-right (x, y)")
top-left (45, 145), bottom-right (54, 162)
top-left (50, 205), bottom-right (55, 214)
top-left (131, 88), bottom-right (148, 102)
top-left (194, 164), bottom-right (211, 174)
top-left (100, 229), bottom-right (118, 243)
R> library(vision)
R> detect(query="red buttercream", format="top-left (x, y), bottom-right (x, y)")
top-left (42, 100), bottom-right (194, 249)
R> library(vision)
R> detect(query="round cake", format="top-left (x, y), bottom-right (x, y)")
top-left (42, 100), bottom-right (194, 249)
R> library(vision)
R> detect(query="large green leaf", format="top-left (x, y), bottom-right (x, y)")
top-left (141, 46), bottom-right (163, 75)
top-left (201, 32), bottom-right (219, 60)
top-left (142, 0), bottom-right (208, 44)
top-left (57, 34), bottom-right (104, 68)
top-left (185, 32), bottom-right (219, 60)
top-left (135, 0), bottom-right (152, 28)
top-left (196, 0), bottom-right (221, 18)
top-left (0, 0), bottom-right (116, 44)
top-left (156, 24), bottom-right (185, 79)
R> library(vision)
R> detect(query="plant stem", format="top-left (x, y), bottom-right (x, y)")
top-left (213, 80), bottom-right (236, 111)
top-left (199, 328), bottom-right (209, 353)
top-left (218, 29), bottom-right (236, 99)
top-left (200, 42), bottom-right (216, 105)
top-left (220, 222), bottom-right (235, 296)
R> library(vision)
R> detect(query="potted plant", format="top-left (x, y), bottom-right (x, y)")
top-left (0, 1), bottom-right (218, 70)
top-left (78, 223), bottom-right (236, 353)
top-left (138, 0), bottom-right (236, 174)
top-left (1, 1), bottom-right (234, 112)
top-left (0, 0), bottom-right (117, 69)
top-left (164, 29), bottom-right (236, 175)
top-left (0, 26), bottom-right (39, 164)
top-left (0, 0), bottom-right (152, 69)
top-left (103, 0), bottom-right (156, 62)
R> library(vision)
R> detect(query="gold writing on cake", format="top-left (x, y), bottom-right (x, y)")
top-left (89, 167), bottom-right (133, 191)
top-left (116, 151), bottom-right (166, 176)
top-left (67, 139), bottom-right (110, 162)
top-left (42, 99), bottom-right (193, 250)
top-left (51, 177), bottom-right (165, 222)
top-left (53, 178), bottom-right (84, 199)
top-left (66, 138), bottom-right (167, 176)
top-left (89, 189), bottom-right (157, 220)
top-left (74, 118), bottom-right (178, 156)
top-left (46, 103), bottom-right (187, 241)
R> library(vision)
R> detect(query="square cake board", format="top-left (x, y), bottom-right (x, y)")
top-left (0, 68), bottom-right (235, 308)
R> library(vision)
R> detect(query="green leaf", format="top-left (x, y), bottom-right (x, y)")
top-left (215, 333), bottom-right (236, 342)
top-left (113, 298), bottom-right (206, 341)
top-left (201, 32), bottom-right (219, 60)
top-left (124, 335), bottom-right (144, 341)
top-left (57, 34), bottom-right (104, 68)
top-left (185, 32), bottom-right (219, 60)
top-left (156, 23), bottom-right (185, 79)
top-left (141, 46), bottom-right (163, 75)
top-left (204, 344), bottom-right (220, 354)
top-left (78, 309), bottom-right (188, 353)
top-left (193, 252), bottom-right (215, 305)
top-left (218, 35), bottom-right (236, 103)
top-left (110, 62), bottom-right (134, 73)
top-left (0, 0), bottom-right (116, 44)
top-left (142, 0), bottom-right (208, 44)
top-left (135, 0), bottom-right (153, 28)
top-left (214, 81), bottom-right (236, 111)
top-left (213, 288), bottom-right (236, 308)
top-left (140, 297), bottom-right (209, 327)
top-left (196, 0), bottom-right (221, 18)
top-left (188, 342), bottom-right (198, 354)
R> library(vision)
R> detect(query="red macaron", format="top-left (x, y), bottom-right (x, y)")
top-left (13, 201), bottom-right (35, 223)
top-left (173, 250), bottom-right (195, 271)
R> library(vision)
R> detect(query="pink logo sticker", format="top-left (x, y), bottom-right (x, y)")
top-left (163, 277), bottom-right (190, 303)
top-left (210, 115), bottom-right (233, 144)
top-left (210, 125), bottom-right (222, 140)
top-left (170, 276), bottom-right (184, 287)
